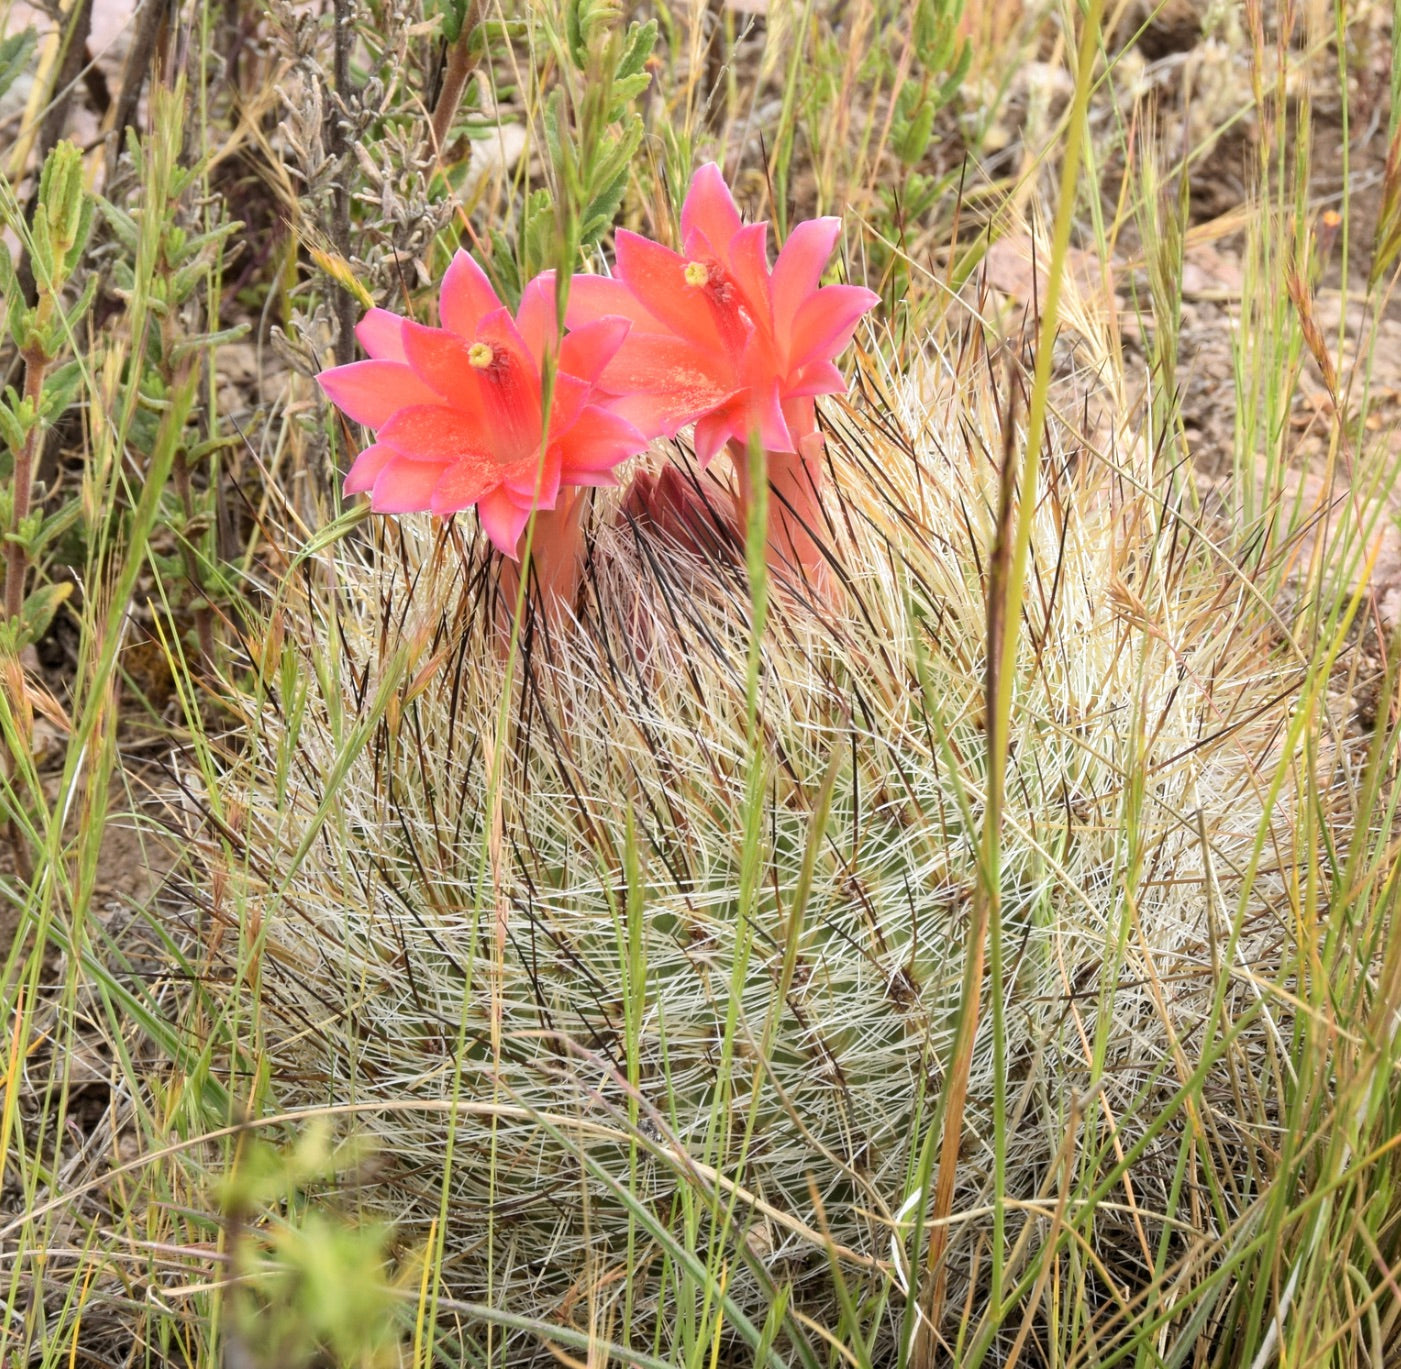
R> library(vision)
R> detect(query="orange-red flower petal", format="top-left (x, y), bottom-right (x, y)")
top-left (356, 308), bottom-right (410, 362)
top-left (318, 360), bottom-right (442, 428)
top-left (439, 250), bottom-right (504, 338)
top-left (787, 285), bottom-right (880, 373)
top-left (680, 162), bottom-right (744, 259)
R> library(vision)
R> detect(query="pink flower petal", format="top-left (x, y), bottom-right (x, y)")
top-left (515, 272), bottom-right (560, 366)
top-left (771, 218), bottom-right (841, 352)
top-left (543, 369), bottom-right (594, 439)
top-left (615, 230), bottom-right (730, 355)
top-left (693, 409), bottom-right (735, 467)
top-left (603, 391), bottom-right (718, 441)
top-left (598, 330), bottom-right (733, 403)
top-left (502, 448), bottom-right (562, 508)
top-left (679, 224), bottom-right (720, 270)
top-left (439, 250), bottom-right (503, 338)
top-left (564, 273), bottom-right (657, 332)
top-left (400, 321), bottom-right (482, 410)
top-left (680, 163), bottom-right (743, 260)
top-left (343, 443), bottom-right (397, 495)
top-left (318, 360), bottom-right (443, 429)
top-left (726, 223), bottom-right (774, 333)
top-left (556, 406), bottom-right (647, 478)
top-left (477, 486), bottom-right (533, 559)
top-left (356, 308), bottom-right (410, 363)
top-left (567, 469), bottom-right (622, 489)
top-left (784, 360), bottom-right (846, 397)
top-left (473, 308), bottom-right (545, 459)
top-left (558, 317), bottom-right (631, 384)
top-left (738, 325), bottom-right (784, 402)
top-left (748, 381), bottom-right (794, 453)
top-left (695, 386), bottom-right (790, 456)
top-left (780, 394), bottom-right (818, 448)
top-left (429, 459), bottom-right (500, 515)
top-left (787, 285), bottom-right (879, 372)
top-left (379, 404), bottom-right (494, 463)
top-left (371, 457), bottom-right (447, 512)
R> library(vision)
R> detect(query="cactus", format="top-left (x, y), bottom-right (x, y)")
top-left (191, 352), bottom-right (1307, 1361)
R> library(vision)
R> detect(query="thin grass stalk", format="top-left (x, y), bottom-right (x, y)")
top-left (4, 344), bottom-right (47, 625)
top-left (693, 428), bottom-right (771, 1359)
top-left (170, 446), bottom-right (217, 668)
top-left (1194, 572), bottom-right (1374, 1362)
top-left (767, 0), bottom-right (820, 235)
top-left (421, 20), bottom-right (622, 1348)
top-left (618, 805), bottom-right (647, 1351)
top-left (914, 0), bottom-right (1104, 1357)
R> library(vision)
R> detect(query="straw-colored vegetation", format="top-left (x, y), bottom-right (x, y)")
top-left (0, 0), bottom-right (1398, 1366)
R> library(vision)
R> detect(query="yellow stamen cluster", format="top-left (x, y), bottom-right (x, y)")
top-left (683, 260), bottom-right (709, 287)
top-left (468, 342), bottom-right (494, 369)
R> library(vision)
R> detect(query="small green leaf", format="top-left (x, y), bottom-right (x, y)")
top-left (170, 261), bottom-right (208, 302)
top-left (11, 509), bottom-right (44, 547)
top-left (0, 27), bottom-right (37, 106)
top-left (464, 19), bottom-right (527, 56)
top-left (938, 41), bottom-right (973, 104)
top-left (62, 197), bottom-right (94, 275)
top-left (72, 271), bottom-right (98, 321)
top-left (0, 398), bottom-right (25, 454)
top-left (5, 294), bottom-right (28, 351)
top-left (186, 433), bottom-right (241, 463)
top-left (28, 204), bottom-right (55, 286)
top-left (17, 581), bottom-right (72, 643)
top-left (37, 140), bottom-right (89, 280)
top-left (583, 161), bottom-right (632, 247)
top-left (616, 19), bottom-right (657, 81)
top-left (5, 388), bottom-right (38, 432)
top-left (182, 220), bottom-right (245, 259)
top-left (95, 199), bottom-right (141, 252)
top-left (896, 100), bottom-right (936, 166)
top-left (40, 360), bottom-right (84, 420)
top-left (170, 323), bottom-right (251, 365)
top-left (608, 71), bottom-right (651, 120)
top-left (27, 500), bottom-right (82, 557)
top-left (437, 0), bottom-right (469, 44)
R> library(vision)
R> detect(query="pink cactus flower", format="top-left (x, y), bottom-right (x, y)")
top-left (565, 164), bottom-right (876, 586)
top-left (318, 252), bottom-right (647, 561)
top-left (564, 163), bottom-right (877, 464)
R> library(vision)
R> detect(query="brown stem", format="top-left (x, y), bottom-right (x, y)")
top-left (106, 0), bottom-right (172, 183)
top-left (326, 0), bottom-right (358, 383)
top-left (0, 349), bottom-right (48, 884)
top-left (36, 0), bottom-right (96, 173)
top-left (6, 348), bottom-right (49, 626)
top-left (427, 2), bottom-right (482, 160)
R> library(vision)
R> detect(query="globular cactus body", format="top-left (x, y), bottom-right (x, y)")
top-left (202, 361), bottom-right (1304, 1362)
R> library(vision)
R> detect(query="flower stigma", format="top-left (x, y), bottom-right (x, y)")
top-left (683, 260), bottom-right (709, 287)
top-left (468, 342), bottom-right (495, 369)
